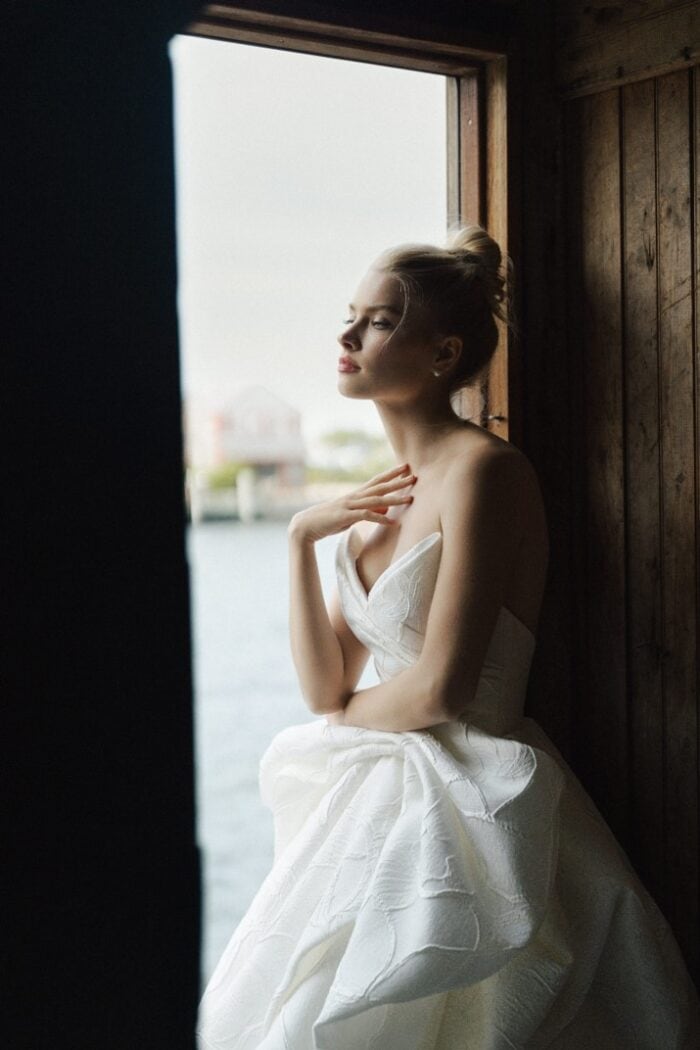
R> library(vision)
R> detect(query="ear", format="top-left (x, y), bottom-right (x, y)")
top-left (432, 336), bottom-right (462, 375)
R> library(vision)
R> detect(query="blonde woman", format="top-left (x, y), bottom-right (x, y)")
top-left (198, 226), bottom-right (698, 1049)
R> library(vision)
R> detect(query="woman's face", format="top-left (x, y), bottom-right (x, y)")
top-left (336, 268), bottom-right (435, 404)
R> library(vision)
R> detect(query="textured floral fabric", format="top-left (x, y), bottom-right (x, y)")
top-left (197, 528), bottom-right (699, 1049)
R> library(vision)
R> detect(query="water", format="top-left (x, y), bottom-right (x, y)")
top-left (186, 520), bottom-right (377, 986)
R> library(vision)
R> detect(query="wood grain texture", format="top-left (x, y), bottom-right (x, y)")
top-left (655, 67), bottom-right (698, 974)
top-left (451, 70), bottom-right (488, 428)
top-left (620, 76), bottom-right (665, 906)
top-left (516, 0), bottom-right (574, 759)
top-left (459, 72), bottom-right (484, 229)
top-left (556, 0), bottom-right (700, 97)
top-left (568, 89), bottom-right (630, 837)
top-left (484, 56), bottom-right (510, 438)
top-left (558, 0), bottom-right (699, 42)
top-left (190, 1), bottom-right (515, 69)
top-left (564, 66), bottom-right (700, 979)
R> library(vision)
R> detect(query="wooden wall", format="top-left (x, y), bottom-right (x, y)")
top-left (552, 2), bottom-right (700, 982)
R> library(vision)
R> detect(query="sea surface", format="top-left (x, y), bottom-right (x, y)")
top-left (186, 520), bottom-right (377, 987)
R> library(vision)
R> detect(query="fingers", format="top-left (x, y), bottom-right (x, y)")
top-left (366, 474), bottom-right (416, 497)
top-left (350, 493), bottom-right (413, 509)
top-left (363, 512), bottom-right (399, 524)
top-left (370, 463), bottom-right (412, 482)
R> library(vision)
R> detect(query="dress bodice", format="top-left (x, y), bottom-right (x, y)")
top-left (335, 525), bottom-right (537, 735)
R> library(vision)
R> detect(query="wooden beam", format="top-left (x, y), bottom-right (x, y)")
top-left (556, 0), bottom-right (700, 99)
top-left (187, 3), bottom-right (508, 74)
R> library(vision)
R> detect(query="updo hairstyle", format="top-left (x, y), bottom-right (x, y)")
top-left (374, 224), bottom-right (513, 396)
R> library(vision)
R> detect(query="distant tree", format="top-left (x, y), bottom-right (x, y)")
top-left (207, 462), bottom-right (244, 490)
top-left (309, 428), bottom-right (393, 482)
top-left (320, 429), bottom-right (387, 454)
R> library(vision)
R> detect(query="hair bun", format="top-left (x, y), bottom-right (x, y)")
top-left (446, 223), bottom-right (509, 320)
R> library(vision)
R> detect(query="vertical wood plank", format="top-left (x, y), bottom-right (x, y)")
top-left (446, 77), bottom-right (460, 229)
top-left (620, 77), bottom-right (665, 904)
top-left (452, 70), bottom-right (486, 427)
top-left (564, 95), bottom-right (589, 769)
top-left (459, 71), bottom-right (483, 228)
top-left (485, 56), bottom-right (509, 438)
top-left (573, 88), bottom-right (629, 838)
top-left (656, 67), bottom-right (699, 976)
top-left (520, 13), bottom-right (574, 755)
top-left (503, 45), bottom-right (524, 450)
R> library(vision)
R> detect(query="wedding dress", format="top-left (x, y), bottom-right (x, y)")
top-left (197, 526), bottom-right (699, 1049)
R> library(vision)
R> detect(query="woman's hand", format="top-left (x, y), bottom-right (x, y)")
top-left (288, 463), bottom-right (416, 544)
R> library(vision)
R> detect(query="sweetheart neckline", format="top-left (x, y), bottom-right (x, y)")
top-left (344, 525), bottom-right (536, 644)
top-left (347, 525), bottom-right (442, 599)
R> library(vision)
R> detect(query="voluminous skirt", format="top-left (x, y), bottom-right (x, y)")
top-left (197, 716), bottom-right (699, 1049)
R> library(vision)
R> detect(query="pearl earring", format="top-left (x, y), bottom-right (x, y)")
top-left (431, 368), bottom-right (441, 377)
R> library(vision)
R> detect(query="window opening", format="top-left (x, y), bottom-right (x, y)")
top-left (170, 31), bottom-right (471, 988)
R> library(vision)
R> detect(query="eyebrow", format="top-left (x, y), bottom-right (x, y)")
top-left (348, 303), bottom-right (403, 314)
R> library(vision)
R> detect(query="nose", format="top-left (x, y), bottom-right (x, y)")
top-left (337, 322), bottom-right (360, 351)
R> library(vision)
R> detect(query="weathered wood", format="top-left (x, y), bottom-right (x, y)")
top-left (556, 0), bottom-right (700, 98)
top-left (501, 46), bottom-right (524, 448)
top-left (459, 72), bottom-right (484, 229)
top-left (188, 1), bottom-right (513, 72)
top-left (450, 70), bottom-right (488, 428)
top-left (446, 71), bottom-right (483, 232)
top-left (655, 67), bottom-right (698, 975)
top-left (558, 0), bottom-right (699, 43)
top-left (446, 77), bottom-right (460, 228)
top-left (518, 1), bottom-right (574, 759)
top-left (484, 56), bottom-right (510, 438)
top-left (620, 76), bottom-right (665, 904)
top-left (557, 54), bottom-right (700, 983)
top-left (569, 89), bottom-right (629, 838)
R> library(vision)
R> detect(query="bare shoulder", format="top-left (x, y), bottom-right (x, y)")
top-left (435, 428), bottom-right (546, 566)
top-left (442, 427), bottom-right (540, 502)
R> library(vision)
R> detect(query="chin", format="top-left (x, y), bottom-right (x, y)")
top-left (337, 378), bottom-right (370, 399)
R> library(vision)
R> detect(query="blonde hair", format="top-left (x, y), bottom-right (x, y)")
top-left (373, 223), bottom-right (514, 396)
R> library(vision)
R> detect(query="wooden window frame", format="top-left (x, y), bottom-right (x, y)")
top-left (181, 4), bottom-right (516, 440)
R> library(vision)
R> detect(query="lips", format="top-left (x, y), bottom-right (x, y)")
top-left (338, 356), bottom-right (360, 373)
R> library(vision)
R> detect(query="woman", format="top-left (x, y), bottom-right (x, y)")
top-left (197, 226), bottom-right (698, 1049)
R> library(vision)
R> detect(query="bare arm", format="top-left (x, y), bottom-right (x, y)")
top-left (337, 448), bottom-right (533, 731)
top-left (287, 530), bottom-right (372, 714)
top-left (287, 528), bottom-right (346, 715)
top-left (287, 465), bottom-right (415, 715)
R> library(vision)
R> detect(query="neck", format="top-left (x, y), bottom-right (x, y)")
top-left (373, 396), bottom-right (466, 472)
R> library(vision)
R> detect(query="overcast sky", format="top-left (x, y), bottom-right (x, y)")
top-left (169, 34), bottom-right (447, 443)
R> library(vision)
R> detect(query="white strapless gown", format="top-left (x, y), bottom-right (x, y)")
top-left (197, 527), bottom-right (699, 1049)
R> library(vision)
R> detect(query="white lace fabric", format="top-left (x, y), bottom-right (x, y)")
top-left (197, 526), bottom-right (699, 1049)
